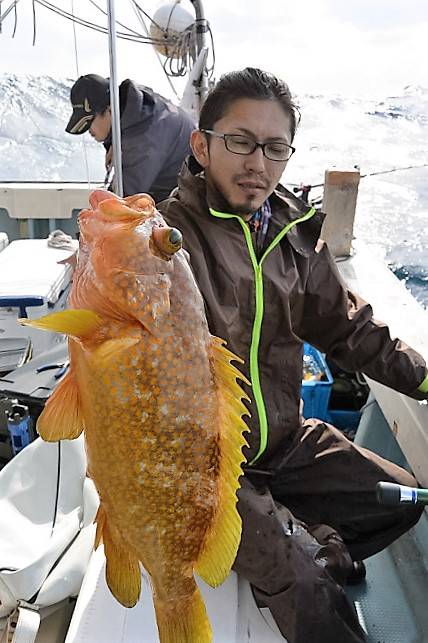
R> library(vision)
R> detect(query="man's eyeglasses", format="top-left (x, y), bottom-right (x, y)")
top-left (201, 129), bottom-right (295, 162)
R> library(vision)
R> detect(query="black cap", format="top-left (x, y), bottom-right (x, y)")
top-left (66, 74), bottom-right (110, 135)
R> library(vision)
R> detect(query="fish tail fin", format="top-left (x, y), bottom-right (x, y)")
top-left (99, 506), bottom-right (141, 608)
top-left (195, 337), bottom-right (250, 588)
top-left (153, 581), bottom-right (212, 643)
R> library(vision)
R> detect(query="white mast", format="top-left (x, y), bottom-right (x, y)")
top-left (189, 0), bottom-right (209, 108)
top-left (106, 0), bottom-right (123, 197)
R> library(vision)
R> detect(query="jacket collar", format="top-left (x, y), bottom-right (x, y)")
top-left (175, 156), bottom-right (324, 256)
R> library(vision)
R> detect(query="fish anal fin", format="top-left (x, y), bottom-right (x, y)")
top-left (153, 582), bottom-right (212, 643)
top-left (20, 309), bottom-right (103, 340)
top-left (195, 337), bottom-right (250, 588)
top-left (94, 504), bottom-right (107, 549)
top-left (102, 516), bottom-right (141, 608)
top-left (37, 370), bottom-right (84, 441)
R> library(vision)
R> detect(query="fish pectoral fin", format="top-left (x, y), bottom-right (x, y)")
top-left (101, 515), bottom-right (141, 608)
top-left (20, 309), bottom-right (103, 340)
top-left (153, 580), bottom-right (212, 643)
top-left (37, 370), bottom-right (84, 441)
top-left (93, 336), bottom-right (139, 365)
top-left (104, 270), bottom-right (171, 337)
top-left (195, 336), bottom-right (250, 588)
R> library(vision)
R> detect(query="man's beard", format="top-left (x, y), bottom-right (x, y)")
top-left (209, 174), bottom-right (265, 217)
top-left (229, 198), bottom-right (259, 217)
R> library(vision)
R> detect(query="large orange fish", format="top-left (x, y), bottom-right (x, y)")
top-left (21, 190), bottom-right (250, 643)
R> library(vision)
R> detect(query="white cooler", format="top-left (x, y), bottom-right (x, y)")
top-left (0, 239), bottom-right (78, 356)
top-left (0, 233), bottom-right (8, 253)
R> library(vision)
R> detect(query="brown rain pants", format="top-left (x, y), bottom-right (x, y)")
top-left (233, 419), bottom-right (423, 643)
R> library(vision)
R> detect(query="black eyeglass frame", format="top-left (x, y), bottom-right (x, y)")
top-left (201, 129), bottom-right (296, 162)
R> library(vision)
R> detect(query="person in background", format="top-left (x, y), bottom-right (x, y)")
top-left (66, 73), bottom-right (195, 202)
top-left (158, 67), bottom-right (428, 643)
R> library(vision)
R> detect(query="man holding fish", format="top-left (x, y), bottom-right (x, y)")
top-left (158, 67), bottom-right (428, 642)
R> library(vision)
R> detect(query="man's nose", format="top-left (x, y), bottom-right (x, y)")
top-left (243, 145), bottom-right (267, 172)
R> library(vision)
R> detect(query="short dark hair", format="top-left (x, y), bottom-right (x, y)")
top-left (199, 67), bottom-right (300, 141)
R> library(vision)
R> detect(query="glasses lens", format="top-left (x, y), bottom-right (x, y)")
top-left (264, 143), bottom-right (293, 161)
top-left (225, 135), bottom-right (255, 155)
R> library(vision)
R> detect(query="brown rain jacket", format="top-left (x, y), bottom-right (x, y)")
top-left (159, 157), bottom-right (427, 467)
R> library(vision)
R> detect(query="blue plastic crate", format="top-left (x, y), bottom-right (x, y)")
top-left (301, 343), bottom-right (333, 421)
top-left (328, 409), bottom-right (361, 432)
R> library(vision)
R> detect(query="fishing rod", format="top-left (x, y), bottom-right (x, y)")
top-left (376, 481), bottom-right (428, 506)
top-left (292, 162), bottom-right (428, 205)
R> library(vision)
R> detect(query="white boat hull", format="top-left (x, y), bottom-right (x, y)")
top-left (65, 547), bottom-right (285, 643)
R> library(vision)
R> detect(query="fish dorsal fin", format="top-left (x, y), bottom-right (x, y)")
top-left (195, 337), bottom-right (250, 587)
top-left (20, 309), bottom-right (103, 340)
top-left (37, 369), bottom-right (84, 441)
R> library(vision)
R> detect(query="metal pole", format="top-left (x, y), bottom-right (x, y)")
top-left (189, 0), bottom-right (209, 106)
top-left (106, 0), bottom-right (123, 197)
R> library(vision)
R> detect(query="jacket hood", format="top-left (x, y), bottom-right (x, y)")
top-left (119, 79), bottom-right (153, 129)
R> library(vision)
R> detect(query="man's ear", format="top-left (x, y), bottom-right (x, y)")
top-left (190, 130), bottom-right (210, 168)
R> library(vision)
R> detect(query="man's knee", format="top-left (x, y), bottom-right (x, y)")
top-left (252, 569), bottom-right (366, 643)
top-left (397, 501), bottom-right (424, 531)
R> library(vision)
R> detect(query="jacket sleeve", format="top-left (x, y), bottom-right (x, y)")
top-left (297, 243), bottom-right (428, 399)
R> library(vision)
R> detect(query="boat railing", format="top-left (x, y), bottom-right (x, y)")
top-left (318, 169), bottom-right (428, 487)
top-left (0, 181), bottom-right (103, 239)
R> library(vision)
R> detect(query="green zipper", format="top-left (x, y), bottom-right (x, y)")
top-left (210, 206), bottom-right (317, 464)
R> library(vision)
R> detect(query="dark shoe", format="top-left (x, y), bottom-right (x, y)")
top-left (346, 560), bottom-right (366, 585)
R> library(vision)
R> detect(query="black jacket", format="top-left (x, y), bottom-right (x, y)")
top-left (105, 80), bottom-right (195, 201)
top-left (159, 157), bottom-right (428, 465)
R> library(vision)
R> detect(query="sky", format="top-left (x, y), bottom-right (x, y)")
top-left (0, 0), bottom-right (427, 100)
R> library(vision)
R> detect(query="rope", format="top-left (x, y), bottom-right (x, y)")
top-left (12, 0), bottom-right (18, 37)
top-left (31, 0), bottom-right (36, 44)
top-left (0, 0), bottom-right (214, 85)
top-left (0, 0), bottom-right (19, 29)
top-left (33, 0), bottom-right (175, 45)
top-left (130, 0), bottom-right (180, 101)
top-left (130, 0), bottom-right (164, 31)
top-left (89, 0), bottom-right (142, 37)
top-left (131, 0), bottom-right (215, 82)
top-left (47, 229), bottom-right (74, 250)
